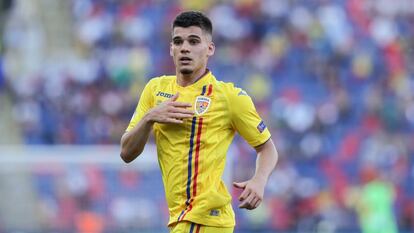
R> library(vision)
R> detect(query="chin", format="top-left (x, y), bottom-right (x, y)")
top-left (180, 68), bottom-right (193, 75)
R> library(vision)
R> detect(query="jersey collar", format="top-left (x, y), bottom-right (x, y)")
top-left (175, 69), bottom-right (214, 90)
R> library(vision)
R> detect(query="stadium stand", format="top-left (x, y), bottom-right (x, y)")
top-left (0, 0), bottom-right (413, 232)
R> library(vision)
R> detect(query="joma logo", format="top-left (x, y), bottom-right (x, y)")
top-left (156, 91), bottom-right (173, 98)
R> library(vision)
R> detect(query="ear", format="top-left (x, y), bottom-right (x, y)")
top-left (170, 42), bottom-right (173, 57)
top-left (207, 42), bottom-right (215, 57)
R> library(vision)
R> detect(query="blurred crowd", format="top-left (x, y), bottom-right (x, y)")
top-left (1, 0), bottom-right (414, 232)
top-left (29, 164), bottom-right (168, 233)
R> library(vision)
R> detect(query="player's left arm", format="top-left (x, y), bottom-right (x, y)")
top-left (227, 84), bottom-right (278, 209)
top-left (233, 138), bottom-right (278, 210)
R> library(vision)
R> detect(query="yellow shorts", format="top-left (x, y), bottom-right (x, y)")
top-left (169, 221), bottom-right (234, 233)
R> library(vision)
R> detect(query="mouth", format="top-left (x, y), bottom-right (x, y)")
top-left (179, 57), bottom-right (192, 65)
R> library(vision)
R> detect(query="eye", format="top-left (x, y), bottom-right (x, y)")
top-left (173, 39), bottom-right (183, 45)
top-left (189, 39), bottom-right (200, 45)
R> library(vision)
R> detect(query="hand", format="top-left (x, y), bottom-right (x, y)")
top-left (147, 93), bottom-right (194, 124)
top-left (233, 177), bottom-right (266, 210)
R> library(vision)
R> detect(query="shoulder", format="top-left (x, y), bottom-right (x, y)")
top-left (216, 80), bottom-right (250, 99)
top-left (143, 75), bottom-right (176, 92)
top-left (213, 80), bottom-right (253, 115)
top-left (147, 75), bottom-right (175, 86)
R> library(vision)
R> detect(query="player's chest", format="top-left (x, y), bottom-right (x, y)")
top-left (155, 86), bottom-right (225, 116)
top-left (153, 85), bottom-right (228, 129)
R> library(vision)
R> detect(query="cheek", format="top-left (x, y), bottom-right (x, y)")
top-left (196, 48), bottom-right (209, 58)
top-left (173, 50), bottom-right (180, 59)
top-left (172, 46), bottom-right (180, 54)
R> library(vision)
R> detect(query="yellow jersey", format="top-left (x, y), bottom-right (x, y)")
top-left (126, 70), bottom-right (271, 227)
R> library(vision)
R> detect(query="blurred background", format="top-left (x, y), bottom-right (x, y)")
top-left (0, 0), bottom-right (413, 232)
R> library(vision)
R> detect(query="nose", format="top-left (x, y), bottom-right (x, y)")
top-left (180, 41), bottom-right (190, 54)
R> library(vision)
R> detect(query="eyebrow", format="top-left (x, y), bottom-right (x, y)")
top-left (172, 34), bottom-right (202, 40)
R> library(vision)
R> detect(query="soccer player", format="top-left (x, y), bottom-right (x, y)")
top-left (120, 11), bottom-right (278, 233)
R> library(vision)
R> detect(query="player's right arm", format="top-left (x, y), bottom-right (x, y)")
top-left (120, 92), bottom-right (193, 163)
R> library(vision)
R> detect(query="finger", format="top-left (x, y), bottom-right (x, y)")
top-left (170, 101), bottom-right (192, 108)
top-left (170, 108), bottom-right (195, 115)
top-left (247, 195), bottom-right (259, 209)
top-left (249, 196), bottom-right (259, 209)
top-left (239, 194), bottom-right (254, 209)
top-left (253, 198), bottom-right (262, 209)
top-left (238, 188), bottom-right (251, 201)
top-left (168, 113), bottom-right (194, 119)
top-left (233, 182), bottom-right (247, 189)
top-left (170, 93), bottom-right (179, 102)
top-left (164, 118), bottom-right (184, 124)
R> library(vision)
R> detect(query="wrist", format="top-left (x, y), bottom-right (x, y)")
top-left (142, 112), bottom-right (156, 126)
top-left (252, 174), bottom-right (268, 184)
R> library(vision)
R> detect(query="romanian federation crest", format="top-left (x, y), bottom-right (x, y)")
top-left (195, 96), bottom-right (211, 115)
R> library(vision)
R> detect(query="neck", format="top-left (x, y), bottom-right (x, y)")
top-left (177, 68), bottom-right (208, 87)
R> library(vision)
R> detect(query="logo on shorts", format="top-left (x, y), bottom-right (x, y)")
top-left (195, 96), bottom-right (211, 115)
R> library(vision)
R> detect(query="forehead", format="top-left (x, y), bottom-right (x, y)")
top-left (172, 26), bottom-right (205, 38)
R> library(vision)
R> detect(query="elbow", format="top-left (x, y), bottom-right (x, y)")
top-left (120, 152), bottom-right (133, 163)
top-left (120, 148), bottom-right (141, 163)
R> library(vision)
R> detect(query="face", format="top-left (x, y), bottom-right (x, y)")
top-left (170, 26), bottom-right (215, 76)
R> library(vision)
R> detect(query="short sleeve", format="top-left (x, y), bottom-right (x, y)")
top-left (125, 79), bottom-right (155, 132)
top-left (228, 86), bottom-right (271, 147)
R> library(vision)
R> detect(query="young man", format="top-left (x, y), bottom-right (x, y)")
top-left (120, 11), bottom-right (278, 233)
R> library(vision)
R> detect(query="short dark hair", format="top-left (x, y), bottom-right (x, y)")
top-left (172, 11), bottom-right (213, 36)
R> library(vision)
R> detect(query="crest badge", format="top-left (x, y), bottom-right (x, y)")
top-left (195, 96), bottom-right (211, 115)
